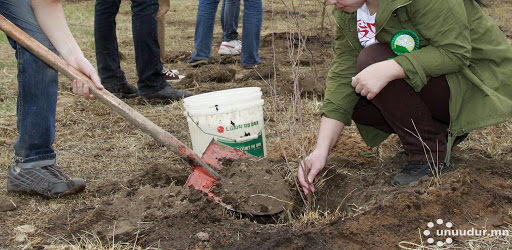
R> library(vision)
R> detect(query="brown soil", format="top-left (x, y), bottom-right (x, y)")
top-left (212, 158), bottom-right (293, 215)
top-left (1, 0), bottom-right (512, 249)
top-left (234, 153), bottom-right (512, 249)
top-left (180, 65), bottom-right (236, 86)
top-left (33, 151), bottom-right (512, 249)
top-left (0, 198), bottom-right (16, 212)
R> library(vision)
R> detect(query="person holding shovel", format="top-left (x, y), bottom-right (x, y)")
top-left (299, 0), bottom-right (512, 193)
top-left (1, 0), bottom-right (103, 197)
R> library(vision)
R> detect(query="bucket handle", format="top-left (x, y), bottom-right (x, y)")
top-left (235, 134), bottom-right (259, 143)
top-left (185, 109), bottom-right (270, 143)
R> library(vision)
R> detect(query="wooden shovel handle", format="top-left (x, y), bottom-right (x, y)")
top-left (0, 14), bottom-right (221, 180)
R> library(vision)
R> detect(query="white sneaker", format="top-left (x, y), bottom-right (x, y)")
top-left (218, 40), bottom-right (242, 55)
top-left (162, 68), bottom-right (179, 75)
top-left (162, 69), bottom-right (185, 83)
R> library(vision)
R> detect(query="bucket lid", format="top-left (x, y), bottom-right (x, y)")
top-left (184, 99), bottom-right (264, 116)
top-left (183, 87), bottom-right (261, 108)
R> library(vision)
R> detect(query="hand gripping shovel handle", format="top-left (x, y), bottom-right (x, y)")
top-left (0, 14), bottom-right (222, 180)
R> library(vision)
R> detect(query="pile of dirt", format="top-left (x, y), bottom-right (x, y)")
top-left (163, 50), bottom-right (191, 64)
top-left (43, 150), bottom-right (512, 249)
top-left (230, 153), bottom-right (512, 249)
top-left (180, 66), bottom-right (237, 86)
top-left (45, 163), bottom-right (292, 249)
top-left (212, 158), bottom-right (293, 215)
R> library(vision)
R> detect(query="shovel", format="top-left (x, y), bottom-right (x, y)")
top-left (0, 14), bottom-right (290, 215)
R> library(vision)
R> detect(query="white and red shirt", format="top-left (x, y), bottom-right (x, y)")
top-left (357, 3), bottom-right (379, 47)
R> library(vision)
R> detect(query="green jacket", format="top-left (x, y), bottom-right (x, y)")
top-left (323, 0), bottom-right (512, 156)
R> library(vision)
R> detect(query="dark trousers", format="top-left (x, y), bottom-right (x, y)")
top-left (94, 0), bottom-right (167, 95)
top-left (351, 44), bottom-right (450, 162)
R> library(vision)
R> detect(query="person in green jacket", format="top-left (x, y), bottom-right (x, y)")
top-left (298, 0), bottom-right (512, 193)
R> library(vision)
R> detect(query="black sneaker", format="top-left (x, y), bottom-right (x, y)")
top-left (453, 133), bottom-right (469, 147)
top-left (141, 85), bottom-right (193, 104)
top-left (7, 164), bottom-right (86, 198)
top-left (392, 161), bottom-right (450, 185)
top-left (187, 59), bottom-right (208, 67)
top-left (103, 81), bottom-right (138, 98)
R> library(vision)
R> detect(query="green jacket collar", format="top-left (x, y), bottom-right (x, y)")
top-left (375, 0), bottom-right (412, 34)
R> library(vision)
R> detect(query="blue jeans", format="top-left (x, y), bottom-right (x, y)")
top-left (221, 0), bottom-right (240, 42)
top-left (95, 0), bottom-right (167, 95)
top-left (0, 0), bottom-right (58, 168)
top-left (191, 0), bottom-right (262, 67)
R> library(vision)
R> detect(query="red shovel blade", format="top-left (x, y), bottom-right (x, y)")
top-left (186, 164), bottom-right (218, 196)
top-left (186, 139), bottom-right (249, 199)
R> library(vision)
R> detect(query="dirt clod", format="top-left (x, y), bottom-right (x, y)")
top-left (212, 157), bottom-right (293, 215)
top-left (196, 232), bottom-right (210, 241)
top-left (0, 198), bottom-right (16, 212)
top-left (181, 66), bottom-right (236, 84)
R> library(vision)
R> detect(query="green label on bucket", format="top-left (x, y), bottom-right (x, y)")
top-left (217, 134), bottom-right (265, 157)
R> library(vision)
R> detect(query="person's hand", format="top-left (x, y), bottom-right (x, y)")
top-left (351, 60), bottom-right (405, 100)
top-left (31, 1), bottom-right (103, 100)
top-left (68, 56), bottom-right (103, 100)
top-left (298, 149), bottom-right (328, 195)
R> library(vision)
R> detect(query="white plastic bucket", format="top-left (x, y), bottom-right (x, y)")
top-left (183, 87), bottom-right (266, 157)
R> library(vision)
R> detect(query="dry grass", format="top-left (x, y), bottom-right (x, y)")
top-left (16, 230), bottom-right (151, 250)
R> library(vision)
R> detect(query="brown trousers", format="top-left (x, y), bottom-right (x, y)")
top-left (157, 0), bottom-right (171, 63)
top-left (351, 43), bottom-right (450, 162)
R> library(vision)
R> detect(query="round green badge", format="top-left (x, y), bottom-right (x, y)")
top-left (391, 29), bottom-right (419, 55)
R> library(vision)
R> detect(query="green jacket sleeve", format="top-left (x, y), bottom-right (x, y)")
top-left (393, 0), bottom-right (471, 92)
top-left (322, 13), bottom-right (360, 126)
